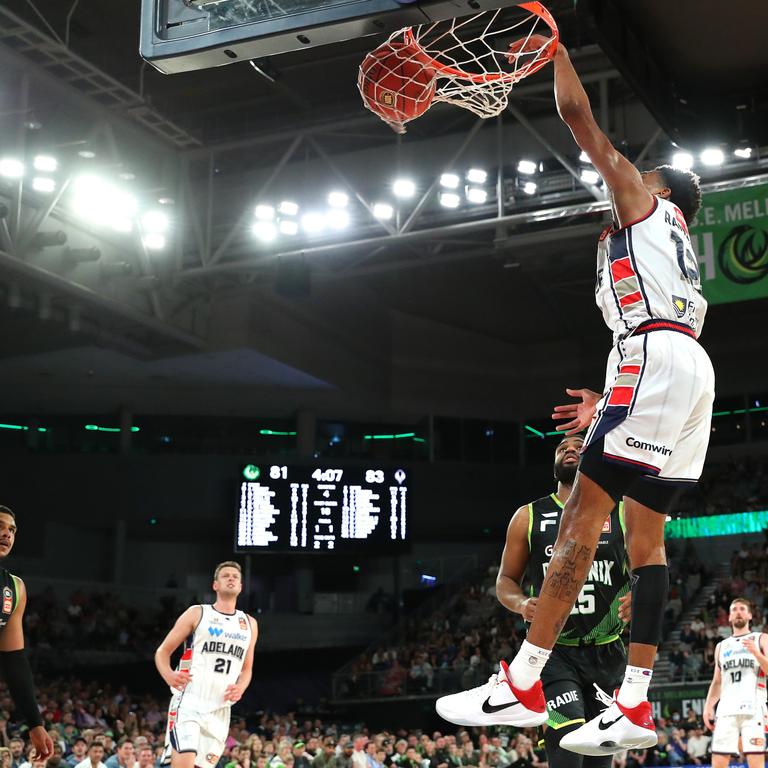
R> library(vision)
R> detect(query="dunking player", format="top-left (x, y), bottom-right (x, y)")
top-left (156, 562), bottom-right (257, 768)
top-left (435, 31), bottom-right (715, 756)
top-left (703, 598), bottom-right (768, 767)
top-left (438, 436), bottom-right (631, 768)
top-left (0, 505), bottom-right (54, 761)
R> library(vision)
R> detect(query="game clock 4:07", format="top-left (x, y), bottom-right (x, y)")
top-left (235, 464), bottom-right (409, 553)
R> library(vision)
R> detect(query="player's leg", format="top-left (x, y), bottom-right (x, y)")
top-left (743, 713), bottom-right (766, 768)
top-left (164, 698), bottom-right (202, 768)
top-left (540, 648), bottom-right (592, 768)
top-left (196, 706), bottom-right (231, 768)
top-left (710, 714), bottom-right (738, 768)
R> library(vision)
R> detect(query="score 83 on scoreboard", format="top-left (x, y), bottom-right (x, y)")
top-left (235, 465), bottom-right (409, 553)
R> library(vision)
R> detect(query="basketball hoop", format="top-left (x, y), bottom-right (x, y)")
top-left (358, 2), bottom-right (558, 131)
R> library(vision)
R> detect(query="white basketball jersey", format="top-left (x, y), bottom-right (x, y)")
top-left (595, 197), bottom-right (707, 343)
top-left (717, 632), bottom-right (767, 716)
top-left (173, 604), bottom-right (252, 712)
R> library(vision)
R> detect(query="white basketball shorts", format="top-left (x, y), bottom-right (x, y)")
top-left (712, 711), bottom-right (766, 755)
top-left (162, 692), bottom-right (231, 767)
top-left (584, 324), bottom-right (715, 483)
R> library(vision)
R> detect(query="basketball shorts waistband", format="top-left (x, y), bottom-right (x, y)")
top-left (627, 319), bottom-right (696, 339)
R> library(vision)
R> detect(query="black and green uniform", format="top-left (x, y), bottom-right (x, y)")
top-left (525, 493), bottom-right (630, 768)
top-left (0, 568), bottom-right (21, 633)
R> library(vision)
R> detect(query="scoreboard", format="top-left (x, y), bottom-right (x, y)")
top-left (235, 464), bottom-right (409, 553)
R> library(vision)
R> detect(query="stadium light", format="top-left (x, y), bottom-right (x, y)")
top-left (327, 209), bottom-right (349, 230)
top-left (142, 233), bottom-right (166, 250)
top-left (301, 212), bottom-right (326, 234)
top-left (252, 221), bottom-right (277, 242)
top-left (141, 210), bottom-right (169, 233)
top-left (522, 181), bottom-right (537, 195)
top-left (32, 177), bottom-right (56, 193)
top-left (700, 147), bottom-right (724, 166)
top-left (440, 173), bottom-right (460, 189)
top-left (254, 204), bottom-right (275, 220)
top-left (580, 168), bottom-right (600, 185)
top-left (278, 200), bottom-right (299, 216)
top-left (466, 187), bottom-right (487, 204)
top-left (466, 168), bottom-right (487, 184)
top-left (517, 159), bottom-right (537, 175)
top-left (33, 155), bottom-right (58, 173)
top-left (77, 149), bottom-right (96, 159)
top-left (393, 178), bottom-right (416, 198)
top-left (734, 147), bottom-right (753, 159)
top-left (327, 191), bottom-right (348, 208)
top-left (579, 150), bottom-right (591, 164)
top-left (439, 192), bottom-right (460, 209)
top-left (373, 202), bottom-right (394, 220)
top-left (71, 174), bottom-right (138, 232)
top-left (671, 152), bottom-right (694, 170)
top-left (279, 219), bottom-right (299, 235)
top-left (0, 158), bottom-right (24, 179)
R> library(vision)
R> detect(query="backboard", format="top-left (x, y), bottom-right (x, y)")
top-left (140, 0), bottom-right (529, 74)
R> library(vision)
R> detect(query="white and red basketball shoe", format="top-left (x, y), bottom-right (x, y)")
top-left (435, 660), bottom-right (547, 727)
top-left (560, 688), bottom-right (658, 756)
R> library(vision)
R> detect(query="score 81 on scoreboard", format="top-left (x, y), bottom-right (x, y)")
top-left (235, 465), bottom-right (409, 553)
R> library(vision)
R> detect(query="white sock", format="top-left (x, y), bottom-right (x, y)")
top-left (617, 665), bottom-right (653, 708)
top-left (508, 640), bottom-right (552, 689)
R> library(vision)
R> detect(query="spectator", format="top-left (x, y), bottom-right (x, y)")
top-left (135, 747), bottom-right (155, 768)
top-left (685, 728), bottom-right (710, 765)
top-left (75, 743), bottom-right (107, 768)
top-left (293, 743), bottom-right (312, 768)
top-left (351, 738), bottom-right (367, 768)
top-left (312, 739), bottom-right (337, 768)
top-left (8, 740), bottom-right (24, 768)
top-left (105, 739), bottom-right (134, 768)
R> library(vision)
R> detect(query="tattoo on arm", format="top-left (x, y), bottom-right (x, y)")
top-left (542, 540), bottom-right (594, 603)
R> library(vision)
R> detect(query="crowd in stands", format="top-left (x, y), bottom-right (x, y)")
top-left (339, 568), bottom-right (523, 700)
top-left (23, 591), bottom-right (185, 665)
top-left (0, 675), bottom-right (559, 768)
top-left (676, 456), bottom-right (768, 517)
top-left (616, 709), bottom-right (713, 767)
top-left (668, 538), bottom-right (768, 682)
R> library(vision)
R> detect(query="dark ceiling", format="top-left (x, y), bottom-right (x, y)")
top-left (0, 0), bottom-right (766, 422)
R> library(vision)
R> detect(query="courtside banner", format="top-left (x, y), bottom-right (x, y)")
top-left (690, 182), bottom-right (768, 305)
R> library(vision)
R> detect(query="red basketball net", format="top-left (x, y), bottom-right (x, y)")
top-left (358, 2), bottom-right (558, 130)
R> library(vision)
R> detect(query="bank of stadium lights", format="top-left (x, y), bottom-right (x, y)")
top-left (327, 191), bottom-right (348, 208)
top-left (440, 173), bottom-right (460, 189)
top-left (580, 168), bottom-right (600, 185)
top-left (279, 219), bottom-right (299, 235)
top-left (392, 178), bottom-right (416, 199)
top-left (327, 208), bottom-right (349, 230)
top-left (70, 174), bottom-right (138, 233)
top-left (32, 177), bottom-right (56, 193)
top-left (278, 200), bottom-right (299, 216)
top-left (579, 150), bottom-right (591, 164)
top-left (466, 168), bottom-right (487, 184)
top-left (373, 202), bottom-right (394, 220)
top-left (252, 220), bottom-right (277, 242)
top-left (439, 192), bottom-right (460, 209)
top-left (301, 212), bottom-right (326, 234)
top-left (141, 211), bottom-right (169, 250)
top-left (466, 187), bottom-right (487, 204)
top-left (0, 158), bottom-right (24, 178)
top-left (700, 147), bottom-right (725, 166)
top-left (734, 147), bottom-right (753, 159)
top-left (255, 204), bottom-right (275, 220)
top-left (522, 181), bottom-right (537, 195)
top-left (517, 159), bottom-right (537, 175)
top-left (33, 155), bottom-right (58, 173)
top-left (672, 151), bottom-right (694, 171)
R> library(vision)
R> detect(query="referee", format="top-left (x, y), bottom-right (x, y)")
top-left (0, 505), bottom-right (53, 761)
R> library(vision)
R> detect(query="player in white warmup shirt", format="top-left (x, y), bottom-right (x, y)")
top-left (156, 562), bottom-right (258, 768)
top-left (435, 27), bottom-right (715, 758)
top-left (704, 598), bottom-right (768, 767)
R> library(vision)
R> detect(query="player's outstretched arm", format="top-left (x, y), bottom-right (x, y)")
top-left (154, 606), bottom-right (201, 690)
top-left (496, 506), bottom-right (537, 621)
top-left (550, 43), bottom-right (653, 226)
top-left (224, 617), bottom-right (259, 703)
top-left (702, 642), bottom-right (722, 731)
top-left (0, 579), bottom-right (53, 760)
top-left (509, 35), bottom-right (653, 227)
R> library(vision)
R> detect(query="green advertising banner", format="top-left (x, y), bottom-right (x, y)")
top-left (690, 182), bottom-right (768, 305)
